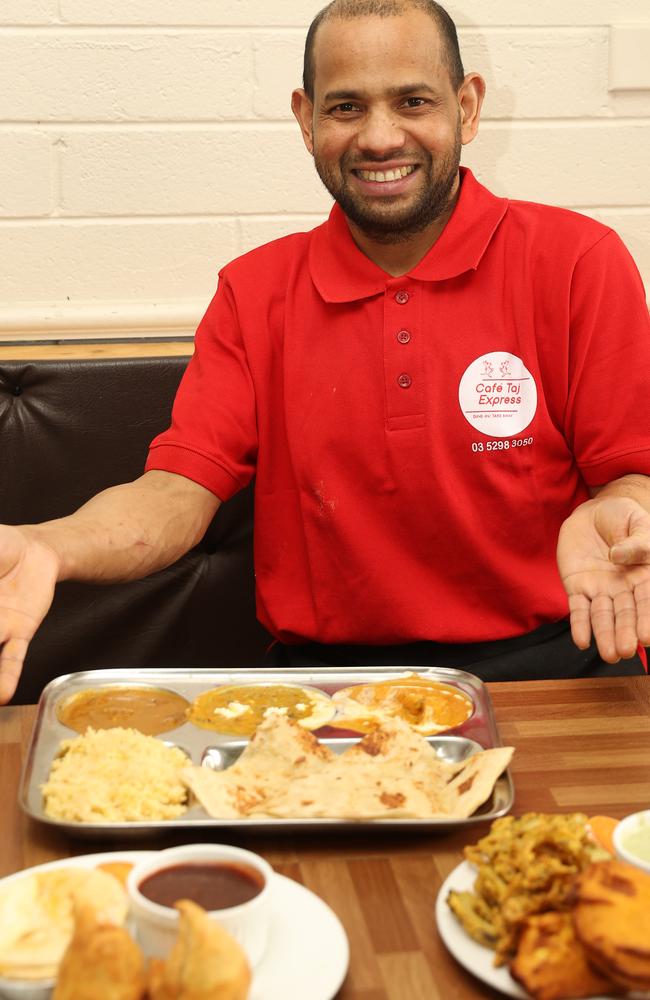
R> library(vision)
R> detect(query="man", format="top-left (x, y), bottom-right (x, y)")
top-left (0, 0), bottom-right (649, 702)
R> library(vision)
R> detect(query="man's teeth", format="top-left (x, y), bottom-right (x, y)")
top-left (357, 166), bottom-right (415, 182)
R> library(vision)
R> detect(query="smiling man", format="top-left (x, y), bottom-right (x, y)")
top-left (0, 0), bottom-right (649, 700)
top-left (292, 1), bottom-right (477, 273)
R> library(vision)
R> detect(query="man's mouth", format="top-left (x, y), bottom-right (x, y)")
top-left (354, 165), bottom-right (417, 183)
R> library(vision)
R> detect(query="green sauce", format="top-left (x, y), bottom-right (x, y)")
top-left (622, 824), bottom-right (650, 862)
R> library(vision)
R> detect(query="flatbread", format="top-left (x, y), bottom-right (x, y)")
top-left (0, 867), bottom-right (128, 980)
top-left (445, 746), bottom-right (515, 818)
top-left (265, 760), bottom-right (436, 819)
top-left (183, 713), bottom-right (334, 818)
top-left (184, 714), bottom-right (513, 822)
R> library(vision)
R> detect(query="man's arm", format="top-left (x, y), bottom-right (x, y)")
top-left (0, 470), bottom-right (220, 703)
top-left (557, 474), bottom-right (650, 663)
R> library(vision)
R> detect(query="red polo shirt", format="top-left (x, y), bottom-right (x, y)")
top-left (146, 168), bottom-right (650, 645)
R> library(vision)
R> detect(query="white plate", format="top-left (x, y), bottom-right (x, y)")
top-left (435, 860), bottom-right (614, 1000)
top-left (0, 851), bottom-right (349, 1000)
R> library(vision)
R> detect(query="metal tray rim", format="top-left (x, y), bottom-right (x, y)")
top-left (20, 666), bottom-right (513, 836)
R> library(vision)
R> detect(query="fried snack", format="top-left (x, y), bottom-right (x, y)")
top-left (52, 903), bottom-right (146, 1000)
top-left (147, 899), bottom-right (251, 1000)
top-left (96, 862), bottom-right (134, 888)
top-left (447, 813), bottom-right (610, 965)
top-left (42, 727), bottom-right (189, 823)
top-left (573, 859), bottom-right (650, 991)
top-left (0, 866), bottom-right (128, 980)
top-left (510, 911), bottom-right (620, 1000)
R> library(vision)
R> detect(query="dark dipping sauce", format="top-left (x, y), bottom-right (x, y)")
top-left (139, 861), bottom-right (265, 911)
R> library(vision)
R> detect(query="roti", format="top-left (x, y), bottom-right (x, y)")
top-left (183, 714), bottom-right (513, 821)
top-left (183, 713), bottom-right (334, 817)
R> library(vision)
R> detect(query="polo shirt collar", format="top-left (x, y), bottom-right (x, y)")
top-left (309, 167), bottom-right (509, 303)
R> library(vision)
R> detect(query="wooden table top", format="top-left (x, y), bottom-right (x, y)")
top-left (2, 675), bottom-right (649, 1000)
top-left (0, 341), bottom-right (193, 361)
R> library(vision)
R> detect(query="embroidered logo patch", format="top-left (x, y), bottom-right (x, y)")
top-left (458, 352), bottom-right (537, 438)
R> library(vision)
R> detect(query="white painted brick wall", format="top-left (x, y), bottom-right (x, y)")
top-left (0, 0), bottom-right (648, 340)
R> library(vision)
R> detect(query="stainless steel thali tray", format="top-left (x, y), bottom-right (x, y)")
top-left (20, 666), bottom-right (514, 836)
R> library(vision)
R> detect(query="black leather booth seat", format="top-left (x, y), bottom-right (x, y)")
top-left (0, 353), bottom-right (270, 704)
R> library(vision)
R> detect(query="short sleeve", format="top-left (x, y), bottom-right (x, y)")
top-left (145, 275), bottom-right (258, 501)
top-left (564, 230), bottom-right (650, 486)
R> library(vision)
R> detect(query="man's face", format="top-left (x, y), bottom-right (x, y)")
top-left (296, 9), bottom-right (467, 242)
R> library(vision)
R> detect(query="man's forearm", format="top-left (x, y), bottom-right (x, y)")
top-left (20, 470), bottom-right (221, 584)
top-left (590, 474), bottom-right (650, 514)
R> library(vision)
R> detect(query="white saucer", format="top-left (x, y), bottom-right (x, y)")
top-left (0, 851), bottom-right (349, 1000)
top-left (254, 871), bottom-right (349, 999)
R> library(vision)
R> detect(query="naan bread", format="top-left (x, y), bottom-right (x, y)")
top-left (444, 746), bottom-right (515, 818)
top-left (0, 867), bottom-right (128, 980)
top-left (265, 761), bottom-right (436, 819)
top-left (184, 714), bottom-right (513, 822)
top-left (183, 713), bottom-right (334, 817)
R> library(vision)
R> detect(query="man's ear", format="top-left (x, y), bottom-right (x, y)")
top-left (291, 88), bottom-right (315, 155)
top-left (458, 73), bottom-right (486, 147)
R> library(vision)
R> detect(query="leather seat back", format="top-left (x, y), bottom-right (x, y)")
top-left (0, 355), bottom-right (269, 703)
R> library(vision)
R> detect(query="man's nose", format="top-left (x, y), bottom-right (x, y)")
top-left (356, 110), bottom-right (406, 158)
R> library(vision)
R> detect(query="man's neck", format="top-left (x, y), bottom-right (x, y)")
top-left (344, 187), bottom-right (459, 278)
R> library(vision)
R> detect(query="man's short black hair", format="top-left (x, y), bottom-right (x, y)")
top-left (303, 0), bottom-right (465, 100)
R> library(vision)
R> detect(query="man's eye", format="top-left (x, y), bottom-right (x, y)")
top-left (403, 97), bottom-right (426, 108)
top-left (332, 103), bottom-right (359, 114)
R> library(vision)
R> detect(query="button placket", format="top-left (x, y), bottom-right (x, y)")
top-left (382, 283), bottom-right (424, 427)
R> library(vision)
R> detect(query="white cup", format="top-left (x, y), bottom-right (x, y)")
top-left (613, 809), bottom-right (650, 875)
top-left (127, 843), bottom-right (273, 967)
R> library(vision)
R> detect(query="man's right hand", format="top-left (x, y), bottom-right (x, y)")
top-left (0, 526), bottom-right (59, 704)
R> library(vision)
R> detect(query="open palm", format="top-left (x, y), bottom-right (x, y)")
top-left (0, 527), bottom-right (59, 703)
top-left (557, 497), bottom-right (650, 663)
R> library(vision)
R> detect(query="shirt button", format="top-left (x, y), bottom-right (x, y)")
top-left (397, 329), bottom-right (411, 344)
top-left (398, 373), bottom-right (412, 388)
top-left (395, 291), bottom-right (409, 305)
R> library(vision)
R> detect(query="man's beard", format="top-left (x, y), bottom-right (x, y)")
top-left (314, 125), bottom-right (462, 244)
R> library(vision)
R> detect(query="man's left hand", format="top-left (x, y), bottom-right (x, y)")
top-left (557, 496), bottom-right (650, 662)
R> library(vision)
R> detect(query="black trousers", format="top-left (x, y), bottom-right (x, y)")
top-left (266, 619), bottom-right (647, 682)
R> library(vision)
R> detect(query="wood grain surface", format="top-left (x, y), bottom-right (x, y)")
top-left (2, 676), bottom-right (649, 999)
top-left (0, 341), bottom-right (193, 360)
